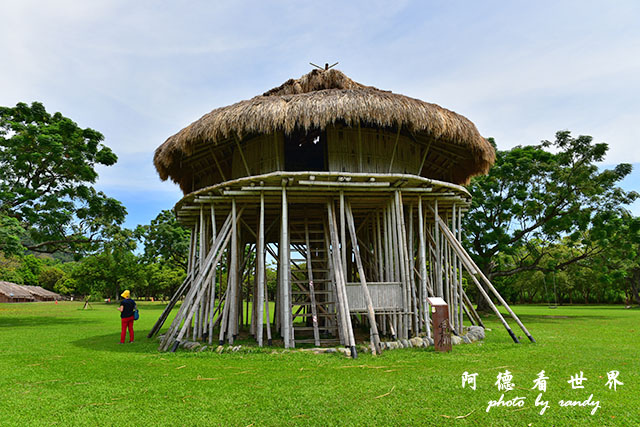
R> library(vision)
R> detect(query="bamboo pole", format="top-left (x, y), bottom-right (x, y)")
top-left (160, 210), bottom-right (236, 350)
top-left (148, 270), bottom-right (194, 338)
top-left (375, 211), bottom-right (384, 282)
top-left (417, 196), bottom-right (431, 339)
top-left (408, 203), bottom-right (419, 334)
top-left (264, 265), bottom-right (273, 346)
top-left (394, 191), bottom-right (411, 339)
top-left (227, 199), bottom-right (239, 344)
top-left (387, 126), bottom-right (402, 173)
top-left (255, 192), bottom-right (266, 346)
top-left (327, 201), bottom-right (357, 358)
top-left (163, 214), bottom-right (234, 351)
top-left (209, 148), bottom-right (226, 182)
top-left (345, 201), bottom-right (382, 354)
top-left (234, 135), bottom-right (251, 176)
top-left (340, 191), bottom-right (347, 274)
top-left (450, 206), bottom-right (458, 332)
top-left (207, 205), bottom-right (217, 345)
top-left (280, 186), bottom-right (292, 348)
top-left (434, 200), bottom-right (442, 296)
top-left (171, 240), bottom-right (231, 351)
top-left (457, 205), bottom-right (464, 333)
top-left (187, 225), bottom-right (195, 276)
top-left (432, 212), bottom-right (522, 343)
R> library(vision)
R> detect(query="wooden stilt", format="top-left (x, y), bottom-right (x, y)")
top-left (280, 186), bottom-right (292, 348)
top-left (394, 191), bottom-right (410, 339)
top-left (458, 205), bottom-right (464, 333)
top-left (345, 200), bottom-right (382, 354)
top-left (227, 199), bottom-right (239, 345)
top-left (408, 203), bottom-right (419, 334)
top-left (256, 192), bottom-right (265, 346)
top-left (327, 201), bottom-right (357, 358)
top-left (417, 196), bottom-right (431, 339)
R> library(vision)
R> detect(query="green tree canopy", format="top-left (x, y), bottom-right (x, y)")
top-left (464, 131), bottom-right (638, 280)
top-left (135, 210), bottom-right (190, 269)
top-left (0, 101), bottom-right (126, 253)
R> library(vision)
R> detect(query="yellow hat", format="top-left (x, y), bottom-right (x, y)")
top-left (121, 290), bottom-right (130, 299)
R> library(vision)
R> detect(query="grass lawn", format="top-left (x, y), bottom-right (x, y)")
top-left (0, 302), bottom-right (638, 426)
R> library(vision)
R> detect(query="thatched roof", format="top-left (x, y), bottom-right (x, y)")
top-left (154, 68), bottom-right (494, 192)
top-left (22, 285), bottom-right (62, 299)
top-left (0, 281), bottom-right (34, 300)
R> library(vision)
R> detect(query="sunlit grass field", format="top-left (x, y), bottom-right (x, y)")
top-left (0, 301), bottom-right (638, 426)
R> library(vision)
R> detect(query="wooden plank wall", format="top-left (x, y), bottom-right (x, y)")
top-left (327, 126), bottom-right (420, 174)
top-left (231, 133), bottom-right (284, 179)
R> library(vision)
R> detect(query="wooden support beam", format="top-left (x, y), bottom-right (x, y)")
top-left (148, 270), bottom-right (194, 338)
top-left (256, 192), bottom-right (266, 346)
top-left (432, 209), bottom-right (530, 343)
top-left (209, 147), bottom-right (227, 182)
top-left (345, 200), bottom-right (382, 354)
top-left (234, 135), bottom-right (251, 176)
top-left (418, 140), bottom-right (433, 174)
top-left (227, 198), bottom-right (239, 344)
top-left (161, 209), bottom-right (238, 351)
top-left (327, 201), bottom-right (357, 358)
top-left (388, 126), bottom-right (402, 173)
top-left (417, 196), bottom-right (431, 339)
top-left (280, 187), bottom-right (292, 348)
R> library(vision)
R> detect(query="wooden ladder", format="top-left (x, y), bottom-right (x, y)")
top-left (289, 210), bottom-right (339, 345)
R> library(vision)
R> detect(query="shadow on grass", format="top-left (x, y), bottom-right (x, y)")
top-left (508, 313), bottom-right (608, 324)
top-left (72, 330), bottom-right (160, 354)
top-left (0, 316), bottom-right (98, 328)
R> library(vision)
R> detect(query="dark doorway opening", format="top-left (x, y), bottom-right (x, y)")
top-left (284, 128), bottom-right (327, 171)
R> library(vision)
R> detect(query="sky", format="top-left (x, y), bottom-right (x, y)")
top-left (2, 0), bottom-right (640, 229)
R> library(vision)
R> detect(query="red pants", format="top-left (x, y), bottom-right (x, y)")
top-left (121, 316), bottom-right (134, 343)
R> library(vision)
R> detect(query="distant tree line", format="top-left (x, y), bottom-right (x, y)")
top-left (0, 102), bottom-right (638, 305)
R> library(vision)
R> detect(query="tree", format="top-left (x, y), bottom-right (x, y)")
top-left (0, 102), bottom-right (126, 253)
top-left (464, 131), bottom-right (637, 281)
top-left (143, 263), bottom-right (187, 299)
top-left (135, 210), bottom-right (190, 269)
top-left (71, 227), bottom-right (146, 298)
top-left (0, 213), bottom-right (26, 256)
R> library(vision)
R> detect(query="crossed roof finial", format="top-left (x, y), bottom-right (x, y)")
top-left (309, 61), bottom-right (339, 71)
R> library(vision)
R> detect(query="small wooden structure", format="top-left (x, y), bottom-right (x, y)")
top-left (0, 281), bottom-right (35, 303)
top-left (150, 68), bottom-right (534, 354)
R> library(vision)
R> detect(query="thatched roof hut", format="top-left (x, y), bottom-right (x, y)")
top-left (21, 285), bottom-right (62, 301)
top-left (0, 281), bottom-right (34, 303)
top-left (150, 68), bottom-right (533, 353)
top-left (154, 69), bottom-right (494, 194)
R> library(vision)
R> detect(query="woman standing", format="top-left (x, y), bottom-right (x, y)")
top-left (118, 290), bottom-right (136, 343)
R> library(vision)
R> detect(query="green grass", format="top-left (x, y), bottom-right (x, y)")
top-left (0, 302), bottom-right (638, 426)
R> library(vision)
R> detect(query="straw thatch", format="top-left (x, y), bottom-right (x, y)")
top-left (154, 68), bottom-right (494, 192)
top-left (0, 281), bottom-right (35, 302)
top-left (22, 285), bottom-right (62, 301)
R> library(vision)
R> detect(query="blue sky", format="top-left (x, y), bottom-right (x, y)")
top-left (2, 1), bottom-right (640, 229)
